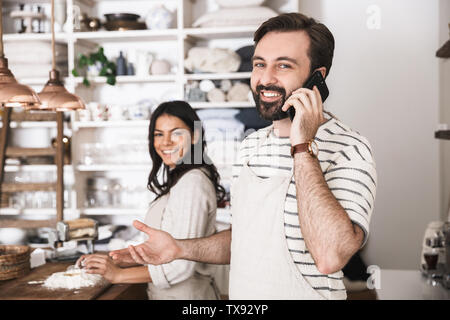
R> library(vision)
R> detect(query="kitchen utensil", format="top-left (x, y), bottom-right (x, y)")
top-left (421, 221), bottom-right (446, 271)
top-left (103, 20), bottom-right (146, 31)
top-left (47, 218), bottom-right (98, 259)
top-left (104, 13), bottom-right (140, 22)
top-left (444, 222), bottom-right (450, 288)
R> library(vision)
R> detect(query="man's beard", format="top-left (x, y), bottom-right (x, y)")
top-left (252, 85), bottom-right (290, 121)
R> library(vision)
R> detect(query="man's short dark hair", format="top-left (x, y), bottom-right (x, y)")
top-left (254, 12), bottom-right (335, 78)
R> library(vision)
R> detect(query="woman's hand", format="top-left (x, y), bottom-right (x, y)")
top-left (78, 254), bottom-right (122, 284)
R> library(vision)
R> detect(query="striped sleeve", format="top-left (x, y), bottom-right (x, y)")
top-left (324, 156), bottom-right (377, 248)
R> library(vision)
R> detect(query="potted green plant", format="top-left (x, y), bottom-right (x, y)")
top-left (72, 47), bottom-right (116, 87)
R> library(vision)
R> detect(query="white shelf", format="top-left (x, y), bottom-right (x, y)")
top-left (73, 29), bottom-right (178, 42)
top-left (183, 26), bottom-right (258, 40)
top-left (72, 75), bottom-right (176, 85)
top-left (72, 120), bottom-right (149, 129)
top-left (184, 72), bottom-right (251, 81)
top-left (3, 32), bottom-right (69, 43)
top-left (82, 208), bottom-right (147, 216)
top-left (4, 121), bottom-right (57, 129)
top-left (190, 101), bottom-right (255, 109)
top-left (5, 164), bottom-right (73, 172)
top-left (0, 208), bottom-right (79, 216)
top-left (16, 77), bottom-right (50, 86)
top-left (78, 0), bottom-right (177, 3)
top-left (76, 164), bottom-right (151, 171)
top-left (4, 0), bottom-right (51, 3)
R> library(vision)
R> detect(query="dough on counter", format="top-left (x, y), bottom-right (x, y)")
top-left (43, 265), bottom-right (104, 290)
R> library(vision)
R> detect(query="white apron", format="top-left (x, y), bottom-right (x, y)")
top-left (229, 129), bottom-right (325, 300)
top-left (144, 192), bottom-right (221, 300)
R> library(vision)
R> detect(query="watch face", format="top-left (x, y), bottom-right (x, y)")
top-left (308, 140), bottom-right (319, 157)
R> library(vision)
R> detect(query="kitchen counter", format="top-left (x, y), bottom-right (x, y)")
top-left (375, 269), bottom-right (450, 300)
top-left (0, 262), bottom-right (147, 300)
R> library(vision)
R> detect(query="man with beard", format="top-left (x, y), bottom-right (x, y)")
top-left (109, 13), bottom-right (377, 300)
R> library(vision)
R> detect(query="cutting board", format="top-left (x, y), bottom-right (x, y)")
top-left (0, 262), bottom-right (112, 300)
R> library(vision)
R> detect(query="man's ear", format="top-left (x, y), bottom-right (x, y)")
top-left (317, 67), bottom-right (327, 79)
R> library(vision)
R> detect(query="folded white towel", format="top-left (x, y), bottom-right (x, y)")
top-left (184, 47), bottom-right (241, 73)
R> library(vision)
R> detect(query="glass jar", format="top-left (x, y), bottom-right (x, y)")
top-left (85, 177), bottom-right (113, 208)
top-left (110, 178), bottom-right (122, 207)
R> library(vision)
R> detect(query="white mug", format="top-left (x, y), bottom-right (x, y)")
top-left (109, 104), bottom-right (126, 121)
top-left (88, 102), bottom-right (106, 121)
top-left (77, 109), bottom-right (91, 122)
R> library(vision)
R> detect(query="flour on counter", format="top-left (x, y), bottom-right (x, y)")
top-left (43, 265), bottom-right (104, 290)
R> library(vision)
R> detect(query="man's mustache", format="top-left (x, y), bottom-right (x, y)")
top-left (256, 85), bottom-right (286, 95)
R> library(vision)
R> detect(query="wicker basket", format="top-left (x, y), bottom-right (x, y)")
top-left (0, 245), bottom-right (31, 281)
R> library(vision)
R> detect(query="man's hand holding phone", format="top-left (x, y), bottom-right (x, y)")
top-left (281, 85), bottom-right (325, 146)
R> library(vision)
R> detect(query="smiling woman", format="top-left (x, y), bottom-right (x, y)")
top-left (147, 100), bottom-right (226, 202)
top-left (78, 100), bottom-right (225, 300)
top-left (153, 115), bottom-right (192, 169)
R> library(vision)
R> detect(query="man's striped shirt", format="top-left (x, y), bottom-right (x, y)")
top-left (231, 115), bottom-right (377, 300)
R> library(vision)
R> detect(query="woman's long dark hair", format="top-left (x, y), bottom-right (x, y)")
top-left (147, 100), bottom-right (225, 203)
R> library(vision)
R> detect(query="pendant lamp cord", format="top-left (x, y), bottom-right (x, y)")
top-left (51, 0), bottom-right (56, 70)
top-left (0, 0), bottom-right (4, 58)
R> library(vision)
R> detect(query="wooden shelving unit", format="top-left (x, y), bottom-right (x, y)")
top-left (435, 130), bottom-right (450, 140)
top-left (0, 0), bottom-right (299, 222)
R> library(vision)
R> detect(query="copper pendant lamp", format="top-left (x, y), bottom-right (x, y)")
top-left (0, 0), bottom-right (41, 108)
top-left (37, 0), bottom-right (85, 111)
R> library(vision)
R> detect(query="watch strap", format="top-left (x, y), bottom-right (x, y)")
top-left (290, 142), bottom-right (309, 157)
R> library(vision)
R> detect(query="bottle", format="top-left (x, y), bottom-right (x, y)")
top-left (127, 62), bottom-right (135, 76)
top-left (116, 51), bottom-right (127, 76)
top-left (17, 4), bottom-right (26, 33)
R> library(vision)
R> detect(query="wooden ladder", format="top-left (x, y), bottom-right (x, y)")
top-left (0, 108), bottom-right (65, 229)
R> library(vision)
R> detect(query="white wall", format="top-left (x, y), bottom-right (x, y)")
top-left (298, 0), bottom-right (442, 269)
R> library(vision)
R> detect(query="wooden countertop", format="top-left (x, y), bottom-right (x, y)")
top-left (0, 262), bottom-right (147, 300)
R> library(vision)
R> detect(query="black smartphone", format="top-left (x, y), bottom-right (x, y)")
top-left (287, 70), bottom-right (329, 121)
